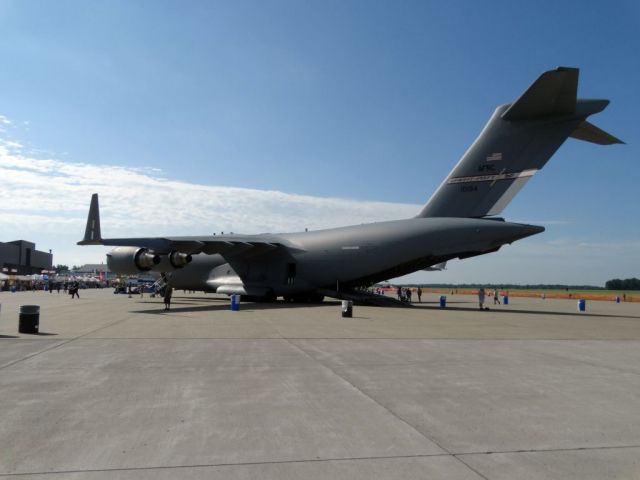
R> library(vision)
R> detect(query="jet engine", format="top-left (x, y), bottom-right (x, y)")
top-left (106, 246), bottom-right (160, 274)
top-left (152, 251), bottom-right (193, 271)
top-left (169, 251), bottom-right (192, 268)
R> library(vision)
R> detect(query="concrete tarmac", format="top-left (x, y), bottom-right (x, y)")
top-left (1, 290), bottom-right (639, 479)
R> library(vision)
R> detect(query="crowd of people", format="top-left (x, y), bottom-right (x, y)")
top-left (3, 278), bottom-right (511, 312)
top-left (477, 287), bottom-right (506, 310)
top-left (0, 278), bottom-right (105, 293)
top-left (395, 286), bottom-right (423, 303)
top-left (376, 285), bottom-right (507, 308)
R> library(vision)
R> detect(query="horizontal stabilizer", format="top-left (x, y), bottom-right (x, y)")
top-left (570, 120), bottom-right (624, 145)
top-left (502, 67), bottom-right (578, 120)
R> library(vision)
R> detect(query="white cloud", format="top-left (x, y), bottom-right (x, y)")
top-left (3, 140), bottom-right (23, 149)
top-left (0, 142), bottom-right (420, 266)
top-left (0, 132), bottom-right (634, 285)
top-left (0, 115), bottom-right (11, 125)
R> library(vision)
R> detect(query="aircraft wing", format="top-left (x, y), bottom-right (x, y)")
top-left (99, 236), bottom-right (282, 256)
top-left (77, 194), bottom-right (286, 257)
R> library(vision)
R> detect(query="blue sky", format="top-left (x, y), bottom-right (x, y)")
top-left (0, 0), bottom-right (638, 285)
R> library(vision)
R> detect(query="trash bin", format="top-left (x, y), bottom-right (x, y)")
top-left (230, 295), bottom-right (240, 311)
top-left (341, 300), bottom-right (353, 318)
top-left (577, 299), bottom-right (586, 312)
top-left (439, 295), bottom-right (446, 308)
top-left (503, 295), bottom-right (509, 305)
top-left (19, 305), bottom-right (40, 334)
top-left (615, 296), bottom-right (621, 303)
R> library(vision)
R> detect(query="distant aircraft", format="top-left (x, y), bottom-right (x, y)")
top-left (79, 67), bottom-right (622, 304)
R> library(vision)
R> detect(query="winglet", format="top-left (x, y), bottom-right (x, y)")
top-left (77, 193), bottom-right (103, 245)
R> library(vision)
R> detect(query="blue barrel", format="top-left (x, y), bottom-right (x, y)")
top-left (578, 299), bottom-right (586, 312)
top-left (230, 294), bottom-right (240, 311)
top-left (439, 295), bottom-right (446, 308)
top-left (503, 295), bottom-right (509, 305)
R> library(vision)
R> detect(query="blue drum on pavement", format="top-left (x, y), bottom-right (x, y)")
top-left (578, 299), bottom-right (586, 312)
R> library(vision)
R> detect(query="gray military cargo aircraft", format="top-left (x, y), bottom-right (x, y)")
top-left (79, 67), bottom-right (622, 304)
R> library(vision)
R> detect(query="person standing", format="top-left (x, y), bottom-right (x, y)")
top-left (493, 288), bottom-right (501, 305)
top-left (163, 286), bottom-right (173, 311)
top-left (139, 283), bottom-right (144, 298)
top-left (417, 287), bottom-right (422, 303)
top-left (69, 281), bottom-right (80, 299)
top-left (478, 287), bottom-right (486, 310)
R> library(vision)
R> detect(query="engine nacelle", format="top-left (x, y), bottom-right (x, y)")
top-left (106, 246), bottom-right (160, 274)
top-left (150, 251), bottom-right (193, 271)
top-left (169, 251), bottom-right (192, 268)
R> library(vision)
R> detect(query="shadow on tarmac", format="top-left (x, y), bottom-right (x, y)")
top-left (131, 299), bottom-right (339, 315)
top-left (129, 297), bottom-right (639, 319)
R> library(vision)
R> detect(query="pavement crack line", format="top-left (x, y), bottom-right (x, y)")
top-left (0, 453), bottom-right (452, 477)
top-left (4, 445), bottom-right (640, 477)
top-left (456, 444), bottom-right (640, 456)
top-left (0, 316), bottom-right (134, 371)
top-left (267, 328), bottom-right (490, 480)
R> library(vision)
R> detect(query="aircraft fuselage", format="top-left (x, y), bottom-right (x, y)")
top-left (165, 217), bottom-right (543, 296)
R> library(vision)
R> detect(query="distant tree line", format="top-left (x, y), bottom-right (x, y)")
top-left (405, 283), bottom-right (605, 290)
top-left (605, 278), bottom-right (640, 291)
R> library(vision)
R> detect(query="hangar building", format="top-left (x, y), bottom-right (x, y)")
top-left (0, 240), bottom-right (53, 275)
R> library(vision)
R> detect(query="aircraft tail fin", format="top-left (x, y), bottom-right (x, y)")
top-left (417, 67), bottom-right (622, 219)
top-left (78, 193), bottom-right (103, 245)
